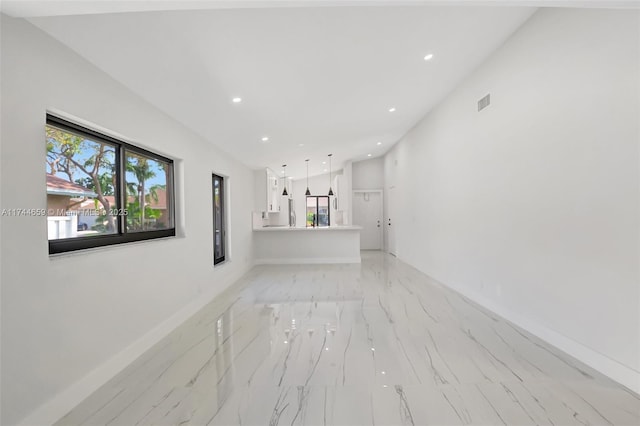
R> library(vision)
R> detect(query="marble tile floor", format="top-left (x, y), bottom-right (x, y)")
top-left (55, 252), bottom-right (640, 426)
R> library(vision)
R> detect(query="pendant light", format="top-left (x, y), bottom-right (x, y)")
top-left (281, 164), bottom-right (288, 196)
top-left (305, 159), bottom-right (311, 196)
top-left (327, 154), bottom-right (334, 196)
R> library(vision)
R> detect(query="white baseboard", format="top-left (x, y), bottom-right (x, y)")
top-left (254, 257), bottom-right (361, 265)
top-left (432, 275), bottom-right (640, 394)
top-left (17, 265), bottom-right (252, 426)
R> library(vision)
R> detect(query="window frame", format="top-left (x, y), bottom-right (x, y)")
top-left (47, 114), bottom-right (176, 254)
top-left (212, 173), bottom-right (226, 265)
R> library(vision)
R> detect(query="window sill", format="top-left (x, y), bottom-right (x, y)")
top-left (48, 233), bottom-right (178, 259)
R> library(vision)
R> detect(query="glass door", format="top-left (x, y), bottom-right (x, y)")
top-left (306, 196), bottom-right (330, 227)
top-left (317, 196), bottom-right (329, 226)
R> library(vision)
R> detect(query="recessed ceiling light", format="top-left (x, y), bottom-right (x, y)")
top-left (388, 107), bottom-right (396, 112)
top-left (424, 53), bottom-right (434, 61)
top-left (298, 143), bottom-right (304, 147)
top-left (322, 161), bottom-right (326, 165)
top-left (324, 169), bottom-right (328, 172)
top-left (261, 136), bottom-right (269, 142)
top-left (232, 97), bottom-right (242, 103)
top-left (377, 142), bottom-right (382, 146)
top-left (367, 153), bottom-right (372, 157)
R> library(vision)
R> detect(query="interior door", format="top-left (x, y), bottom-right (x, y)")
top-left (352, 191), bottom-right (382, 250)
top-left (387, 186), bottom-right (397, 256)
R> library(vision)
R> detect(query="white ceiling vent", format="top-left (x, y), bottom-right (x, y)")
top-left (478, 94), bottom-right (491, 112)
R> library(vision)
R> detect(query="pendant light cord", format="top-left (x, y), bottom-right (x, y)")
top-left (305, 159), bottom-right (311, 196)
top-left (328, 154), bottom-right (334, 196)
top-left (282, 164), bottom-right (288, 196)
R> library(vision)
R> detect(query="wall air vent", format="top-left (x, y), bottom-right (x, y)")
top-left (478, 93), bottom-right (491, 112)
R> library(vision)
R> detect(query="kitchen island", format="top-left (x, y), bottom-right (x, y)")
top-left (253, 225), bottom-right (362, 264)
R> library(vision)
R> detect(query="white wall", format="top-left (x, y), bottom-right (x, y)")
top-left (0, 15), bottom-right (255, 425)
top-left (352, 157), bottom-right (384, 190)
top-left (384, 8), bottom-right (639, 392)
top-left (253, 168), bottom-right (268, 213)
top-left (343, 161), bottom-right (353, 225)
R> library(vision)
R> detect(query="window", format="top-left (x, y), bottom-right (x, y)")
top-left (46, 114), bottom-right (175, 254)
top-left (306, 196), bottom-right (330, 227)
top-left (125, 150), bottom-right (173, 233)
top-left (212, 174), bottom-right (226, 265)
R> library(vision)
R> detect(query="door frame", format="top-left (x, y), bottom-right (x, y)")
top-left (352, 189), bottom-right (383, 250)
top-left (386, 185), bottom-right (396, 256)
top-left (212, 173), bottom-right (226, 265)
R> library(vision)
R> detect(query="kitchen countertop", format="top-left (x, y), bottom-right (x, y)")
top-left (253, 225), bottom-right (362, 232)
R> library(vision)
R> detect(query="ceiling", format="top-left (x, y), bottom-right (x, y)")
top-left (10, 2), bottom-right (542, 178)
top-left (2, 1), bottom-right (636, 18)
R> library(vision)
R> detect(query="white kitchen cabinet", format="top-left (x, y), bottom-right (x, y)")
top-left (266, 168), bottom-right (280, 212)
top-left (333, 174), bottom-right (344, 211)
